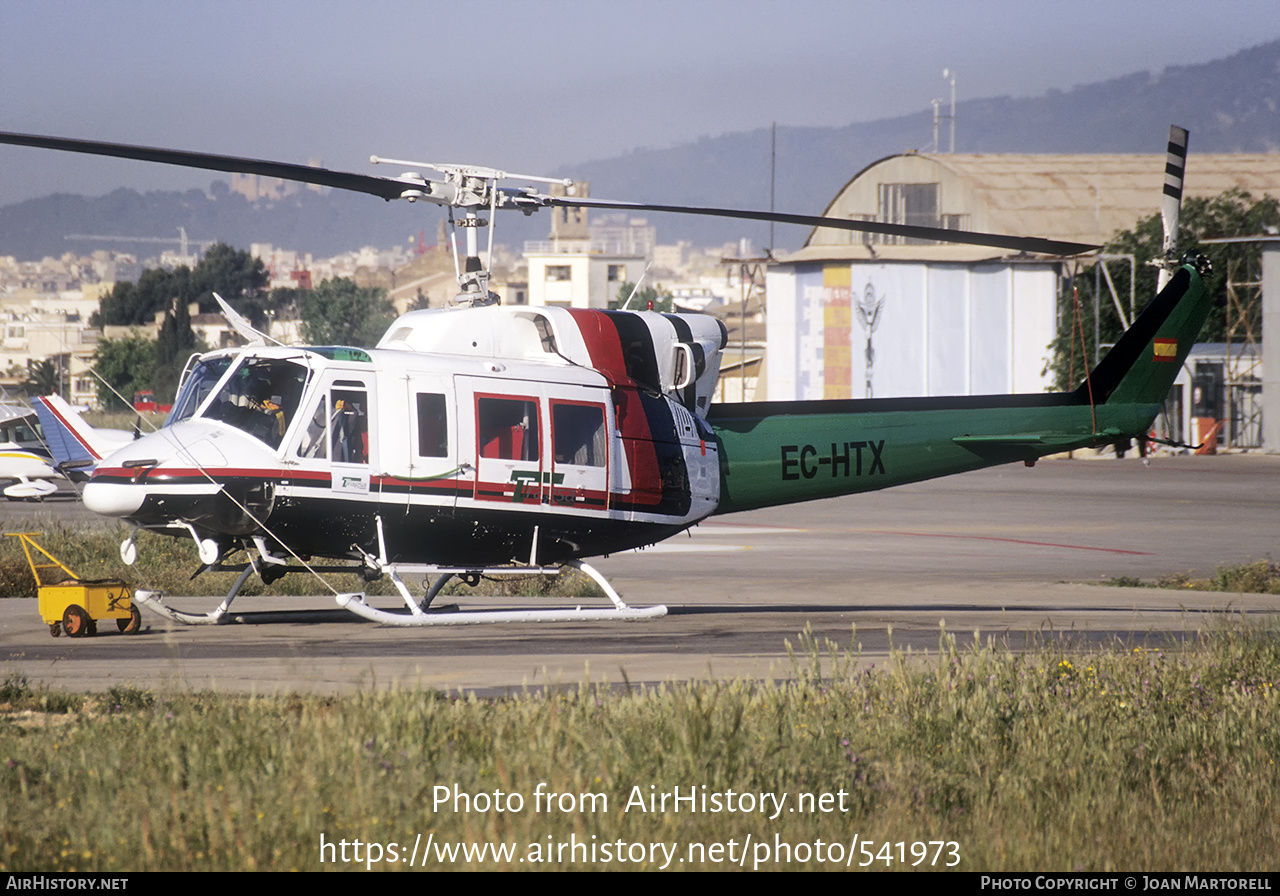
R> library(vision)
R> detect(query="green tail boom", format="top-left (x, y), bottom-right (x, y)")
top-left (709, 261), bottom-right (1212, 514)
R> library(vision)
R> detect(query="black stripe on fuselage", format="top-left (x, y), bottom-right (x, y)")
top-left (601, 311), bottom-right (661, 393)
top-left (661, 313), bottom-right (705, 410)
top-left (270, 494), bottom-right (690, 565)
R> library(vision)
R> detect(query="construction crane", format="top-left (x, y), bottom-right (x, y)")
top-left (64, 227), bottom-right (213, 261)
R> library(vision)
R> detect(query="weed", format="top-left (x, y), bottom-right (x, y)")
top-left (0, 524), bottom-right (605, 601)
top-left (1102, 559), bottom-right (1280, 594)
top-left (0, 673), bottom-right (30, 704)
top-left (1, 620), bottom-right (1276, 871)
top-left (103, 685), bottom-right (154, 712)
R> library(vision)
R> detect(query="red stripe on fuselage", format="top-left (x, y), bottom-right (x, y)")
top-left (566, 309), bottom-right (665, 508)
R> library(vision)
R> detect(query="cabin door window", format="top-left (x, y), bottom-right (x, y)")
top-left (323, 381), bottom-right (372, 494)
top-left (549, 399), bottom-right (610, 510)
top-left (474, 394), bottom-right (544, 504)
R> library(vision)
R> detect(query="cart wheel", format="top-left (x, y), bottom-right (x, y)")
top-left (62, 605), bottom-right (91, 638)
top-left (118, 605), bottom-right (142, 634)
top-left (49, 622), bottom-right (61, 638)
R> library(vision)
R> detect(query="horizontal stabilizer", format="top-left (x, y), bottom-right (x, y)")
top-left (953, 429), bottom-right (1126, 462)
top-left (953, 431), bottom-right (1121, 448)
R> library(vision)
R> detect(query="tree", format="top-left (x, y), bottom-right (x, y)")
top-left (93, 333), bottom-right (156, 411)
top-left (612, 281), bottom-right (674, 312)
top-left (153, 298), bottom-right (204, 402)
top-left (190, 243), bottom-right (272, 326)
top-left (91, 242), bottom-right (272, 328)
top-left (1047, 189), bottom-right (1280, 390)
top-left (21, 357), bottom-right (67, 399)
top-left (298, 278), bottom-right (397, 347)
top-left (94, 266), bottom-right (183, 327)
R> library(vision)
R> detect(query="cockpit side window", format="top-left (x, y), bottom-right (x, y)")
top-left (203, 358), bottom-right (308, 450)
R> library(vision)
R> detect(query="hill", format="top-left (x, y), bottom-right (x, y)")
top-left (2, 39), bottom-right (1277, 261)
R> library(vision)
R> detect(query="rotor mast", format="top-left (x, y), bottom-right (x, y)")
top-left (371, 156), bottom-right (571, 305)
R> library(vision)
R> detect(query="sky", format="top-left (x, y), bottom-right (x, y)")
top-left (1, 0), bottom-right (1277, 207)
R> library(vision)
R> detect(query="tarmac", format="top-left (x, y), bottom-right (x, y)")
top-left (2, 453), bottom-right (1277, 694)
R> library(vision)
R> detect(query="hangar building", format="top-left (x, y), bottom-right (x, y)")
top-left (766, 152), bottom-right (1280, 422)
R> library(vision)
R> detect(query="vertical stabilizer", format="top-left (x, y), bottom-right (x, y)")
top-left (32, 395), bottom-right (133, 474)
top-left (1085, 260), bottom-right (1212, 408)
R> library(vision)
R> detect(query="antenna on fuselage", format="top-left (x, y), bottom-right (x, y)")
top-left (214, 292), bottom-right (284, 346)
top-left (620, 262), bottom-right (654, 310)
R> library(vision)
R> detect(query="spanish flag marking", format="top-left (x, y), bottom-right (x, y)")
top-left (1153, 338), bottom-right (1178, 362)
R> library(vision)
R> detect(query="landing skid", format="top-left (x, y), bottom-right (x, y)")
top-left (337, 561), bottom-right (667, 626)
top-left (132, 560), bottom-right (666, 626)
top-left (133, 565), bottom-right (255, 625)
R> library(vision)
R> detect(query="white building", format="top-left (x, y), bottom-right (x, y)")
top-left (768, 248), bottom-right (1057, 400)
top-left (767, 151), bottom-right (1280, 403)
top-left (525, 248), bottom-right (646, 309)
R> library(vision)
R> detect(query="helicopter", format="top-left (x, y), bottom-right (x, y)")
top-left (0, 127), bottom-right (1211, 628)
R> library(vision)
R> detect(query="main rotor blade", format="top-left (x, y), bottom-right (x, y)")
top-left (0, 130), bottom-right (1099, 256)
top-left (546, 197), bottom-right (1098, 256)
top-left (0, 131), bottom-right (415, 201)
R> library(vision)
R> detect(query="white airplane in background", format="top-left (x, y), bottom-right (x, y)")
top-left (31, 394), bottom-right (134, 481)
top-left (0, 402), bottom-right (60, 500)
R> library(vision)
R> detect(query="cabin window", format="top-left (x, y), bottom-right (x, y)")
top-left (533, 316), bottom-right (558, 354)
top-left (330, 388), bottom-right (369, 464)
top-left (6, 420), bottom-right (40, 443)
top-left (552, 403), bottom-right (606, 467)
top-left (416, 393), bottom-right (448, 458)
top-left (477, 397), bottom-right (539, 461)
top-left (296, 399), bottom-right (329, 460)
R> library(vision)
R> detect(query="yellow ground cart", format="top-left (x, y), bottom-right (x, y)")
top-left (6, 532), bottom-right (142, 638)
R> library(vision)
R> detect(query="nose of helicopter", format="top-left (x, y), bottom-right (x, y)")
top-left (83, 477), bottom-right (147, 517)
top-left (82, 424), bottom-right (233, 520)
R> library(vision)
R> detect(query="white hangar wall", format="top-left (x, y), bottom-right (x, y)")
top-left (766, 260), bottom-right (1059, 401)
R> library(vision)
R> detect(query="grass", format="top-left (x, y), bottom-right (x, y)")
top-left (0, 621), bottom-right (1277, 871)
top-left (0, 521), bottom-right (601, 601)
top-left (1103, 559), bottom-right (1280, 594)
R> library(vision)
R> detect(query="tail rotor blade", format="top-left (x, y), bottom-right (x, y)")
top-left (1159, 126), bottom-right (1188, 290)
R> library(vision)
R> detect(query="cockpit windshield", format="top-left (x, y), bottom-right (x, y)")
top-left (200, 357), bottom-right (309, 449)
top-left (167, 354), bottom-right (235, 426)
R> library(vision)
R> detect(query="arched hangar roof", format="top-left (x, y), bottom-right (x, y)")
top-left (805, 151), bottom-right (1280, 252)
